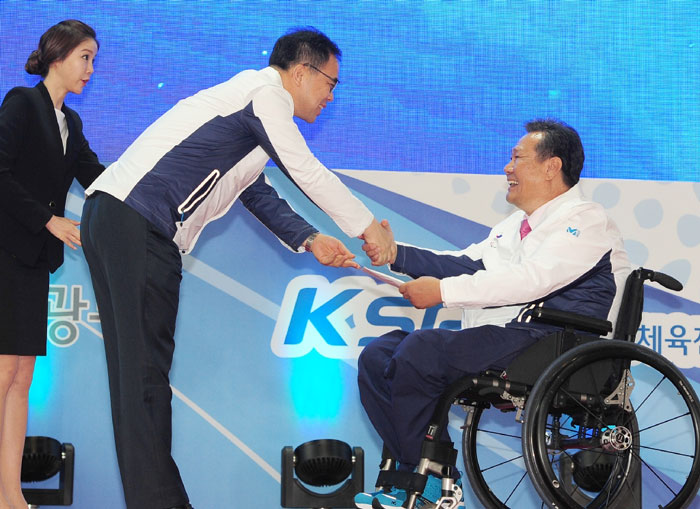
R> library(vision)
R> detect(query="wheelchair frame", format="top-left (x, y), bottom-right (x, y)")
top-left (373, 268), bottom-right (700, 509)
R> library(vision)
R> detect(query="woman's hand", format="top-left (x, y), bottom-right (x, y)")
top-left (46, 215), bottom-right (81, 249)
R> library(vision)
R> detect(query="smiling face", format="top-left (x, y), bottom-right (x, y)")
top-left (504, 131), bottom-right (561, 215)
top-left (47, 38), bottom-right (98, 97)
top-left (291, 55), bottom-right (339, 123)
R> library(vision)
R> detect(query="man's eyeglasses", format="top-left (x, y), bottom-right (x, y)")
top-left (303, 63), bottom-right (339, 92)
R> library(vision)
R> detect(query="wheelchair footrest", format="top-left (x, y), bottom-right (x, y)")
top-left (376, 469), bottom-right (427, 494)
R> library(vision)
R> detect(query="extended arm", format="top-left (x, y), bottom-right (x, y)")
top-left (392, 244), bottom-right (485, 279)
top-left (239, 173), bottom-right (316, 251)
top-left (245, 88), bottom-right (394, 264)
top-left (239, 173), bottom-right (358, 268)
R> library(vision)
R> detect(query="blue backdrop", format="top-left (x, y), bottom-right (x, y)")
top-left (1, 1), bottom-right (699, 181)
top-left (1, 2), bottom-right (699, 508)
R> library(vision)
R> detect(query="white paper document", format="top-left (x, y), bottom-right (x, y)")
top-left (360, 266), bottom-right (405, 288)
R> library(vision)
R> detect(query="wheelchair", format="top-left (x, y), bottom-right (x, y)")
top-left (371, 268), bottom-right (700, 509)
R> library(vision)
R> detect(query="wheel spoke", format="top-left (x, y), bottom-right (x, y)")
top-left (637, 443), bottom-right (695, 459)
top-left (630, 448), bottom-right (680, 497)
top-left (503, 470), bottom-right (529, 505)
top-left (626, 374), bottom-right (665, 416)
top-left (636, 411), bottom-right (691, 434)
top-left (481, 453), bottom-right (525, 473)
top-left (477, 427), bottom-right (521, 440)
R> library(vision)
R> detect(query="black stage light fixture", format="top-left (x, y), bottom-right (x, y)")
top-left (282, 439), bottom-right (364, 508)
top-left (21, 436), bottom-right (75, 507)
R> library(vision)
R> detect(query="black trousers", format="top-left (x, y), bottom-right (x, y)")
top-left (82, 193), bottom-right (188, 509)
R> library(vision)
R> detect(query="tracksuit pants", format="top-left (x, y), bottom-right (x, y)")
top-left (82, 192), bottom-right (189, 509)
top-left (358, 325), bottom-right (540, 471)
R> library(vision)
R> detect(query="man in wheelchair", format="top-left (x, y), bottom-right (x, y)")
top-left (354, 119), bottom-right (633, 509)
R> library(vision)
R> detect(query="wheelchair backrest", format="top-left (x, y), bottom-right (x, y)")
top-left (613, 267), bottom-right (683, 342)
top-left (505, 267), bottom-right (682, 387)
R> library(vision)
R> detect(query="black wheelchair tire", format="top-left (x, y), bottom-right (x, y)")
top-left (462, 404), bottom-right (616, 508)
top-left (522, 341), bottom-right (700, 509)
top-left (462, 405), bottom-right (513, 509)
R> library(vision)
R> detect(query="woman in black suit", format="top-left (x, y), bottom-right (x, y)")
top-left (0, 20), bottom-right (103, 507)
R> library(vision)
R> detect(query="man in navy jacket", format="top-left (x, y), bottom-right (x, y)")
top-left (81, 28), bottom-right (393, 509)
top-left (356, 119), bottom-right (631, 509)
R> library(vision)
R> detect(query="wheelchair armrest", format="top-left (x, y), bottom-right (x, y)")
top-left (531, 307), bottom-right (612, 336)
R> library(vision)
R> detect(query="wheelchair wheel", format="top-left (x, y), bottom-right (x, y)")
top-left (462, 404), bottom-right (615, 508)
top-left (462, 404), bottom-right (534, 508)
top-left (523, 341), bottom-right (700, 509)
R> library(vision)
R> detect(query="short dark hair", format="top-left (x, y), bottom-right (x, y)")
top-left (269, 27), bottom-right (341, 70)
top-left (525, 118), bottom-right (584, 187)
top-left (25, 19), bottom-right (99, 77)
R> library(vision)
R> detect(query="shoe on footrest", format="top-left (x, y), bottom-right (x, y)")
top-left (368, 474), bottom-right (464, 508)
top-left (355, 487), bottom-right (406, 509)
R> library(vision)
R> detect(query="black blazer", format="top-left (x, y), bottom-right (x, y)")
top-left (0, 81), bottom-right (104, 272)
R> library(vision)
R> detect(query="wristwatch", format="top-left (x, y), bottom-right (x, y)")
top-left (304, 232), bottom-right (320, 252)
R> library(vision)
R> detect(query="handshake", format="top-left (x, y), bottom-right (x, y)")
top-left (306, 218), bottom-right (396, 269)
top-left (307, 218), bottom-right (443, 310)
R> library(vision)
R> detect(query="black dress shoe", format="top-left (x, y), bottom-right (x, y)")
top-left (165, 505), bottom-right (193, 509)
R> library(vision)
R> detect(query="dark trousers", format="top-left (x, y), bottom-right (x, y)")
top-left (357, 325), bottom-right (539, 472)
top-left (82, 193), bottom-right (188, 509)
